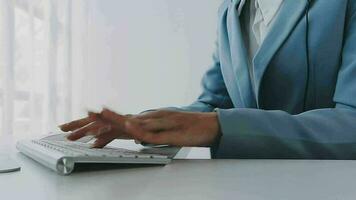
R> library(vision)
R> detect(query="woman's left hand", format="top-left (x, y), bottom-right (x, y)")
top-left (122, 110), bottom-right (221, 147)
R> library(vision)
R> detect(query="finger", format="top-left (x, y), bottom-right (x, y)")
top-left (125, 119), bottom-right (173, 145)
top-left (92, 131), bottom-right (133, 148)
top-left (100, 108), bottom-right (127, 128)
top-left (91, 131), bottom-right (118, 148)
top-left (67, 121), bottom-right (111, 141)
top-left (59, 116), bottom-right (96, 132)
top-left (140, 118), bottom-right (177, 132)
top-left (88, 111), bottom-right (100, 119)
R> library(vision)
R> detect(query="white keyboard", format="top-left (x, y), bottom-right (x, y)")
top-left (17, 139), bottom-right (171, 175)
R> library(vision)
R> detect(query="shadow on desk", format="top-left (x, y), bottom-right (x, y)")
top-left (72, 163), bottom-right (165, 173)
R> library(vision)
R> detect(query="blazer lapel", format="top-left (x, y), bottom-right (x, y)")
top-left (226, 0), bottom-right (257, 108)
top-left (253, 0), bottom-right (308, 107)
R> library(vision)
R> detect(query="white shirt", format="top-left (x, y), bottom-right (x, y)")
top-left (238, 0), bottom-right (284, 90)
top-left (239, 0), bottom-right (284, 57)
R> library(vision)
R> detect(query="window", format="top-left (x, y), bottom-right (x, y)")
top-left (0, 0), bottom-right (75, 137)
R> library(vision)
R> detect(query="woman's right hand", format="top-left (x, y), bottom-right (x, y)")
top-left (59, 110), bottom-right (133, 148)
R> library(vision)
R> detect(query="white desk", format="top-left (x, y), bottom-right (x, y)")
top-left (2, 135), bottom-right (356, 200)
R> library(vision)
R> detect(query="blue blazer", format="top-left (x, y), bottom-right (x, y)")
top-left (179, 0), bottom-right (356, 159)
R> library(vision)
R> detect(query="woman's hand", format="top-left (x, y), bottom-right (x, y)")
top-left (59, 110), bottom-right (133, 148)
top-left (124, 110), bottom-right (221, 147)
top-left (59, 109), bottom-right (221, 148)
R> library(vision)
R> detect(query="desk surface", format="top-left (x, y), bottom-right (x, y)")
top-left (2, 135), bottom-right (356, 200)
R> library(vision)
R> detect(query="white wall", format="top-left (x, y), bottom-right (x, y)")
top-left (72, 0), bottom-right (221, 114)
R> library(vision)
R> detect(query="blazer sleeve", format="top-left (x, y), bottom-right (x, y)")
top-left (212, 6), bottom-right (356, 159)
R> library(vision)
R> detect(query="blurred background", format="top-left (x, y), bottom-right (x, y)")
top-left (0, 0), bottom-right (220, 156)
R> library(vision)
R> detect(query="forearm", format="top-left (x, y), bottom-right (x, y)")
top-left (212, 108), bottom-right (356, 159)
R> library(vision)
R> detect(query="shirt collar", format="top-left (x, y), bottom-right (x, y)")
top-left (256, 0), bottom-right (284, 25)
top-left (238, 0), bottom-right (284, 25)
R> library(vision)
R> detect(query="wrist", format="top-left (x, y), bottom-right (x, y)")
top-left (204, 112), bottom-right (221, 145)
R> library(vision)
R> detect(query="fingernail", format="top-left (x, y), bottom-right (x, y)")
top-left (66, 135), bottom-right (74, 141)
top-left (66, 131), bottom-right (75, 139)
